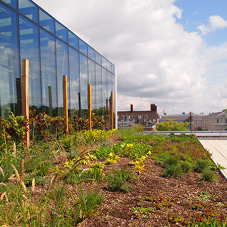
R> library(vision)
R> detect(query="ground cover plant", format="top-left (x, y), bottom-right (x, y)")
top-left (0, 126), bottom-right (226, 226)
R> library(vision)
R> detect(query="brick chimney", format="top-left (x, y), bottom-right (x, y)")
top-left (130, 104), bottom-right (133, 112)
top-left (150, 104), bottom-right (155, 111)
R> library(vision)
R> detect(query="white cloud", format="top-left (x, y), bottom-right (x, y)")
top-left (197, 15), bottom-right (227, 35)
top-left (33, 0), bottom-right (227, 115)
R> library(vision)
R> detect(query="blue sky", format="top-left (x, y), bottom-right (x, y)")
top-left (34, 0), bottom-right (227, 115)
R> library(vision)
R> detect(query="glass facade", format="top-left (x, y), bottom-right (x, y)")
top-left (0, 0), bottom-right (115, 125)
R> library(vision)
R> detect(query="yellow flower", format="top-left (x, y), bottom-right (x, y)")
top-left (147, 151), bottom-right (152, 156)
top-left (141, 156), bottom-right (146, 160)
top-left (121, 145), bottom-right (124, 148)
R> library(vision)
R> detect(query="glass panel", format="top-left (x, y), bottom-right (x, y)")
top-left (39, 9), bottom-right (54, 34)
top-left (95, 51), bottom-right (102, 65)
top-left (88, 46), bottom-right (95, 61)
top-left (69, 47), bottom-right (79, 118)
top-left (68, 31), bottom-right (78, 50)
top-left (56, 39), bottom-right (69, 116)
top-left (79, 39), bottom-right (87, 56)
top-left (19, 15), bottom-right (41, 113)
top-left (40, 29), bottom-right (57, 116)
top-left (106, 60), bottom-right (111, 72)
top-left (19, 0), bottom-right (38, 23)
top-left (88, 59), bottom-right (95, 111)
top-left (102, 68), bottom-right (108, 119)
top-left (79, 54), bottom-right (88, 117)
top-left (0, 4), bottom-right (20, 117)
top-left (95, 65), bottom-right (102, 116)
top-left (1, 0), bottom-right (17, 9)
top-left (102, 56), bottom-right (107, 68)
top-left (55, 21), bottom-right (68, 42)
top-left (111, 63), bottom-right (115, 74)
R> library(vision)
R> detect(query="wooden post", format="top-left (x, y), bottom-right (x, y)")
top-left (110, 91), bottom-right (114, 130)
top-left (22, 59), bottom-right (29, 147)
top-left (63, 75), bottom-right (68, 133)
top-left (87, 84), bottom-right (92, 131)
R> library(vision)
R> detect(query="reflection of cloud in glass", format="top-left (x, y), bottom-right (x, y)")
top-left (47, 40), bottom-right (60, 52)
top-left (0, 46), bottom-right (14, 58)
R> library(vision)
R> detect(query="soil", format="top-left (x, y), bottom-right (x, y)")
top-left (79, 157), bottom-right (227, 227)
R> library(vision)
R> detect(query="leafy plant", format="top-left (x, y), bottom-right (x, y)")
top-left (193, 160), bottom-right (210, 173)
top-left (199, 170), bottom-right (217, 182)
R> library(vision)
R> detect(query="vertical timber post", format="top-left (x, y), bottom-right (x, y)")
top-left (87, 84), bottom-right (92, 130)
top-left (110, 91), bottom-right (114, 130)
top-left (63, 75), bottom-right (68, 133)
top-left (22, 59), bottom-right (29, 147)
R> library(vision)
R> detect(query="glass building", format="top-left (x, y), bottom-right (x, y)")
top-left (0, 0), bottom-right (116, 125)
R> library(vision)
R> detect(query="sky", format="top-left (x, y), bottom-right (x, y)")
top-left (33, 0), bottom-right (227, 115)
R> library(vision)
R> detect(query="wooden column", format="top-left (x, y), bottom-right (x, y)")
top-left (110, 91), bottom-right (114, 130)
top-left (63, 75), bottom-right (68, 133)
top-left (22, 59), bottom-right (29, 147)
top-left (87, 84), bottom-right (92, 130)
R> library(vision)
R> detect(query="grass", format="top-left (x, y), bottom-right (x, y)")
top-left (0, 129), bottom-right (225, 226)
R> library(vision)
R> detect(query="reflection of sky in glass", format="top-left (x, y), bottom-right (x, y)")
top-left (2, 0), bottom-right (17, 9)
top-left (88, 46), bottom-right (95, 61)
top-left (88, 59), bottom-right (95, 110)
top-left (0, 3), bottom-right (20, 117)
top-left (56, 21), bottom-right (68, 42)
top-left (69, 47), bottom-right (79, 111)
top-left (69, 31), bottom-right (78, 50)
top-left (19, 15), bottom-right (41, 108)
top-left (40, 29), bottom-right (57, 113)
top-left (19, 0), bottom-right (38, 23)
top-left (56, 39), bottom-right (69, 115)
top-left (79, 39), bottom-right (88, 56)
top-left (96, 64), bottom-right (102, 113)
top-left (39, 9), bottom-right (55, 34)
top-left (80, 54), bottom-right (88, 111)
top-left (95, 52), bottom-right (102, 65)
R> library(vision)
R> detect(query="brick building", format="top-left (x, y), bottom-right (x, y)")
top-left (117, 104), bottom-right (160, 130)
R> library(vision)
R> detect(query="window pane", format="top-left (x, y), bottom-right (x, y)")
top-left (79, 39), bottom-right (87, 56)
top-left (19, 0), bottom-right (38, 23)
top-left (79, 54), bottom-right (88, 117)
top-left (95, 51), bottom-right (102, 65)
top-left (40, 29), bottom-right (57, 116)
top-left (19, 15), bottom-right (41, 112)
top-left (95, 64), bottom-right (102, 116)
top-left (88, 46), bottom-right (95, 61)
top-left (0, 3), bottom-right (20, 117)
top-left (55, 21), bottom-right (68, 42)
top-left (39, 9), bottom-right (54, 34)
top-left (102, 56), bottom-right (107, 68)
top-left (68, 31), bottom-right (78, 50)
top-left (88, 59), bottom-right (95, 111)
top-left (1, 0), bottom-right (17, 9)
top-left (69, 48), bottom-right (79, 118)
top-left (56, 39), bottom-right (69, 116)
top-left (102, 68), bottom-right (108, 118)
top-left (106, 60), bottom-right (111, 72)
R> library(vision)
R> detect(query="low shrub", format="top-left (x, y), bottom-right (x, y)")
top-left (162, 164), bottom-right (183, 178)
top-left (193, 159), bottom-right (210, 173)
top-left (199, 170), bottom-right (217, 182)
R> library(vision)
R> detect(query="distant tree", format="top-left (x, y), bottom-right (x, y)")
top-left (156, 118), bottom-right (188, 131)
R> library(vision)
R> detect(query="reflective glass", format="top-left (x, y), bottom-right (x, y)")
top-left (102, 68), bottom-right (108, 118)
top-left (0, 3), bottom-right (20, 117)
top-left (79, 54), bottom-right (88, 117)
top-left (19, 15), bottom-right (41, 112)
top-left (56, 21), bottom-right (68, 43)
top-left (95, 51), bottom-right (102, 65)
top-left (95, 64), bottom-right (102, 115)
top-left (56, 39), bottom-right (69, 116)
top-left (102, 56), bottom-right (107, 68)
top-left (79, 39), bottom-right (87, 56)
top-left (68, 31), bottom-right (78, 50)
top-left (88, 59), bottom-right (95, 111)
top-left (1, 0), bottom-right (17, 9)
top-left (40, 29), bottom-right (57, 116)
top-left (39, 9), bottom-right (54, 34)
top-left (88, 46), bottom-right (95, 61)
top-left (19, 0), bottom-right (38, 23)
top-left (106, 60), bottom-right (112, 72)
top-left (69, 47), bottom-right (79, 118)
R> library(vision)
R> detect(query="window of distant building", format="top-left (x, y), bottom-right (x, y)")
top-left (217, 119), bottom-right (219, 123)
